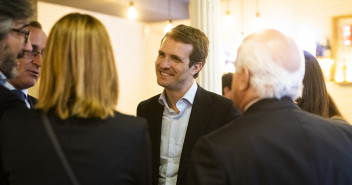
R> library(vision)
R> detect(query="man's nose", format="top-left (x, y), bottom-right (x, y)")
top-left (32, 53), bottom-right (43, 67)
top-left (159, 57), bottom-right (170, 68)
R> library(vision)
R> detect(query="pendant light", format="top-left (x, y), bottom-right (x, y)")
top-left (163, 0), bottom-right (173, 34)
top-left (127, 1), bottom-right (138, 20)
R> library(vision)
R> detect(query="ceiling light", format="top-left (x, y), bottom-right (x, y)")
top-left (163, 0), bottom-right (173, 34)
top-left (164, 19), bottom-right (173, 34)
top-left (223, 0), bottom-right (233, 28)
top-left (127, 1), bottom-right (138, 20)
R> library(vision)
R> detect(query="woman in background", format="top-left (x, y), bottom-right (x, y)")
top-left (1, 13), bottom-right (151, 185)
top-left (297, 50), bottom-right (346, 121)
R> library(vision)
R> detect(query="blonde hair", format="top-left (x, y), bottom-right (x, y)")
top-left (36, 13), bottom-right (118, 119)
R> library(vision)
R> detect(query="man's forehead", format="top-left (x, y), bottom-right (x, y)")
top-left (28, 27), bottom-right (47, 46)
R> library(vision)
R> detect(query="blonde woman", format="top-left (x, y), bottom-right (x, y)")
top-left (1, 13), bottom-right (151, 185)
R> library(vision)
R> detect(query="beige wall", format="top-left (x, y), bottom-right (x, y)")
top-left (219, 0), bottom-right (352, 123)
top-left (218, 0), bottom-right (352, 68)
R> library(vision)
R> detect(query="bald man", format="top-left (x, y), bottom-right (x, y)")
top-left (7, 21), bottom-right (47, 108)
top-left (187, 29), bottom-right (352, 185)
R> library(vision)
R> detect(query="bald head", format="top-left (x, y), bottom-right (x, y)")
top-left (234, 29), bottom-right (305, 102)
top-left (244, 29), bottom-right (302, 73)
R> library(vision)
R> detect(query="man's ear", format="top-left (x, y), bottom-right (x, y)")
top-left (238, 66), bottom-right (250, 91)
top-left (192, 62), bottom-right (203, 76)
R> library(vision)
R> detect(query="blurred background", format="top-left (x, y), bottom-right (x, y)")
top-left (29, 0), bottom-right (352, 122)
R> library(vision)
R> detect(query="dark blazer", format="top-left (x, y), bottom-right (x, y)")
top-left (188, 97), bottom-right (352, 185)
top-left (0, 85), bottom-right (27, 119)
top-left (0, 109), bottom-right (152, 185)
top-left (27, 95), bottom-right (37, 108)
top-left (137, 85), bottom-right (241, 185)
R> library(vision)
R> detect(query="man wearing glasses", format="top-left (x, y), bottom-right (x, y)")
top-left (0, 0), bottom-right (33, 118)
top-left (7, 21), bottom-right (47, 108)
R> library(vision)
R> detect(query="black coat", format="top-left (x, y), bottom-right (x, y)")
top-left (0, 85), bottom-right (27, 119)
top-left (188, 97), bottom-right (352, 185)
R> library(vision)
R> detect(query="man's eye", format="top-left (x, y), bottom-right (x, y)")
top-left (171, 56), bottom-right (181, 62)
top-left (158, 52), bottom-right (165, 57)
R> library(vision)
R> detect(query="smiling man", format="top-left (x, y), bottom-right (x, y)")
top-left (7, 21), bottom-right (47, 108)
top-left (137, 24), bottom-right (241, 185)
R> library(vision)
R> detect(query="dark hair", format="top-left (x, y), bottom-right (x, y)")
top-left (222, 72), bottom-right (233, 95)
top-left (0, 0), bottom-right (33, 19)
top-left (328, 94), bottom-right (342, 117)
top-left (297, 51), bottom-right (329, 118)
top-left (162, 24), bottom-right (209, 78)
top-left (0, 0), bottom-right (33, 38)
top-left (29, 21), bottom-right (42, 29)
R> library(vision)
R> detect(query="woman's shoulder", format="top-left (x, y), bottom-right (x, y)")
top-left (102, 111), bottom-right (148, 129)
top-left (110, 111), bottom-right (146, 124)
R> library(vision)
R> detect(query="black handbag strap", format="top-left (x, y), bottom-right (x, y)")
top-left (41, 113), bottom-right (81, 185)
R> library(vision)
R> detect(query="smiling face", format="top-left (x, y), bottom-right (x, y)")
top-left (155, 37), bottom-right (201, 93)
top-left (8, 26), bottom-right (46, 89)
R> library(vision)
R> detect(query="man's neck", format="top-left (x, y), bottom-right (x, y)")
top-left (239, 90), bottom-right (260, 113)
top-left (7, 79), bottom-right (23, 90)
top-left (164, 81), bottom-right (195, 113)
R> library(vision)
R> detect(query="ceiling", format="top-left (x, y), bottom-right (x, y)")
top-left (39, 0), bottom-right (190, 22)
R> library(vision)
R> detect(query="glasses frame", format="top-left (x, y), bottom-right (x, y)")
top-left (23, 49), bottom-right (44, 59)
top-left (11, 28), bottom-right (30, 43)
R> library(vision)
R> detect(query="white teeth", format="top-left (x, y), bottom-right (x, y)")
top-left (161, 72), bottom-right (170, 76)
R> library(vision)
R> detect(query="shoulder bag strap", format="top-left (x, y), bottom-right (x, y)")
top-left (41, 113), bottom-right (81, 185)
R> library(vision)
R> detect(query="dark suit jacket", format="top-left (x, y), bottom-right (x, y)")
top-left (137, 85), bottom-right (241, 185)
top-left (188, 97), bottom-right (352, 185)
top-left (0, 109), bottom-right (152, 185)
top-left (0, 85), bottom-right (27, 119)
top-left (27, 95), bottom-right (37, 108)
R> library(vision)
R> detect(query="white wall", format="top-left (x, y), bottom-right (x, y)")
top-left (37, 2), bottom-right (147, 116)
top-left (219, 0), bottom-right (352, 71)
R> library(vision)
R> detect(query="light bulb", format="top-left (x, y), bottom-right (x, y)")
top-left (164, 19), bottom-right (173, 34)
top-left (127, 2), bottom-right (138, 20)
top-left (223, 10), bottom-right (233, 28)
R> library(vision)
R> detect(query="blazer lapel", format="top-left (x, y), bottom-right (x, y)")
top-left (149, 99), bottom-right (164, 184)
top-left (27, 95), bottom-right (37, 108)
top-left (177, 85), bottom-right (213, 183)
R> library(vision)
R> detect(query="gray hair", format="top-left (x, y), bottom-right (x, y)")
top-left (235, 30), bottom-right (305, 100)
top-left (0, 0), bottom-right (33, 39)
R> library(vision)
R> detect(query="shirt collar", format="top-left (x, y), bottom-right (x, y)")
top-left (4, 79), bottom-right (28, 96)
top-left (244, 97), bottom-right (263, 112)
top-left (158, 80), bottom-right (198, 107)
top-left (0, 71), bottom-right (6, 80)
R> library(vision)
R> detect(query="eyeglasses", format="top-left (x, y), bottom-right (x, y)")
top-left (11, 28), bottom-right (30, 43)
top-left (23, 49), bottom-right (44, 58)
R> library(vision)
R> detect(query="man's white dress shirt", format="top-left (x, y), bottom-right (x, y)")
top-left (158, 81), bottom-right (197, 185)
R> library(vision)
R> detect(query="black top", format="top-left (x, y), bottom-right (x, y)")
top-left (0, 109), bottom-right (152, 185)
